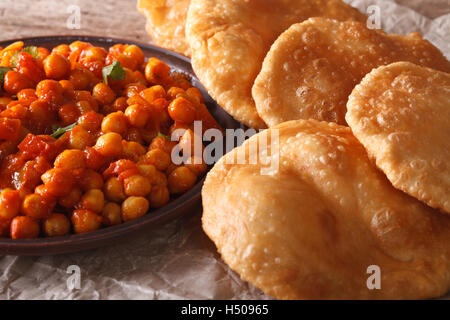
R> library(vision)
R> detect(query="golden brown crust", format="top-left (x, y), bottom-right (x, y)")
top-left (186, 0), bottom-right (366, 128)
top-left (346, 62), bottom-right (450, 214)
top-left (202, 119), bottom-right (450, 299)
top-left (253, 18), bottom-right (450, 127)
top-left (137, 0), bottom-right (191, 57)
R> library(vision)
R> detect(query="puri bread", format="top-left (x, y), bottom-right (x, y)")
top-left (186, 0), bottom-right (366, 128)
top-left (202, 120), bottom-right (450, 299)
top-left (137, 0), bottom-right (191, 56)
top-left (252, 18), bottom-right (450, 127)
top-left (346, 62), bottom-right (450, 214)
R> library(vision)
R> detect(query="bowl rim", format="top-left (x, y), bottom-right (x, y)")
top-left (0, 35), bottom-right (225, 254)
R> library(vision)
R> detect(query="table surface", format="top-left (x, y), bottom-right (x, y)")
top-left (0, 0), bottom-right (449, 300)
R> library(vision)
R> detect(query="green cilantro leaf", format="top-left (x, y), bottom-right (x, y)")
top-left (50, 122), bottom-right (77, 139)
top-left (0, 67), bottom-right (13, 90)
top-left (102, 60), bottom-right (125, 84)
top-left (157, 132), bottom-right (171, 140)
top-left (22, 46), bottom-right (39, 59)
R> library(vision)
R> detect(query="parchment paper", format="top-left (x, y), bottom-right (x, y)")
top-left (0, 0), bottom-right (449, 300)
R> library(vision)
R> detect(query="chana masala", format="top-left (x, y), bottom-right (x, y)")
top-left (0, 40), bottom-right (221, 239)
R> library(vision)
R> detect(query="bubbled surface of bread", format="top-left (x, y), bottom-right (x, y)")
top-left (202, 119), bottom-right (450, 299)
top-left (346, 62), bottom-right (450, 214)
top-left (186, 0), bottom-right (366, 129)
top-left (253, 18), bottom-right (450, 127)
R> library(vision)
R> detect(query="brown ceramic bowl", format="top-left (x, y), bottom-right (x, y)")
top-left (0, 36), bottom-right (242, 255)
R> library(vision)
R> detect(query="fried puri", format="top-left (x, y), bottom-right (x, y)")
top-left (186, 0), bottom-right (366, 128)
top-left (137, 0), bottom-right (191, 57)
top-left (346, 62), bottom-right (450, 214)
top-left (252, 18), bottom-right (450, 127)
top-left (202, 120), bottom-right (450, 299)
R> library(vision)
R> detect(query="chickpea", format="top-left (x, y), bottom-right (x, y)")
top-left (165, 163), bottom-right (180, 176)
top-left (142, 148), bottom-right (171, 171)
top-left (70, 41), bottom-right (91, 52)
top-left (0, 189), bottom-right (21, 220)
top-left (58, 103), bottom-right (80, 126)
top-left (36, 80), bottom-right (64, 105)
top-left (185, 156), bottom-right (207, 176)
top-left (3, 71), bottom-right (33, 94)
top-left (121, 196), bottom-right (149, 222)
top-left (78, 169), bottom-right (104, 191)
top-left (124, 45), bottom-right (144, 66)
top-left (71, 209), bottom-right (102, 234)
top-left (140, 85), bottom-right (166, 104)
top-left (43, 53), bottom-right (71, 79)
top-left (104, 177), bottom-right (126, 202)
top-left (52, 44), bottom-right (71, 57)
top-left (112, 97), bottom-right (128, 112)
top-left (168, 97), bottom-right (196, 124)
top-left (101, 111), bottom-right (127, 135)
top-left (122, 140), bottom-right (146, 162)
top-left (145, 58), bottom-right (170, 84)
top-left (17, 88), bottom-right (37, 101)
top-left (167, 87), bottom-right (185, 100)
top-left (10, 216), bottom-right (40, 239)
top-left (58, 188), bottom-right (82, 208)
top-left (21, 193), bottom-right (51, 219)
top-left (151, 170), bottom-right (168, 187)
top-left (124, 104), bottom-right (149, 128)
top-left (137, 164), bottom-right (157, 178)
top-left (148, 186), bottom-right (170, 208)
top-left (132, 71), bottom-right (147, 86)
top-left (101, 202), bottom-right (122, 226)
top-left (78, 111), bottom-right (103, 132)
top-left (34, 184), bottom-right (57, 203)
top-left (41, 168), bottom-right (74, 197)
top-left (94, 132), bottom-right (123, 157)
top-left (0, 97), bottom-right (13, 109)
top-left (54, 149), bottom-right (86, 169)
top-left (149, 136), bottom-right (176, 154)
top-left (69, 68), bottom-right (91, 90)
top-left (168, 166), bottom-right (197, 194)
top-left (81, 47), bottom-right (107, 61)
top-left (186, 87), bottom-right (204, 104)
top-left (123, 175), bottom-right (152, 197)
top-left (79, 189), bottom-right (104, 213)
top-left (124, 83), bottom-right (146, 98)
top-left (69, 125), bottom-right (94, 150)
top-left (92, 82), bottom-right (116, 105)
top-left (125, 127), bottom-right (145, 144)
top-left (43, 213), bottom-right (71, 237)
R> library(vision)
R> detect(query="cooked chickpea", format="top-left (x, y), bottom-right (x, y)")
top-left (41, 168), bottom-right (74, 197)
top-left (58, 103), bottom-right (79, 125)
top-left (101, 111), bottom-right (127, 135)
top-left (112, 97), bottom-right (128, 112)
top-left (104, 177), bottom-right (126, 202)
top-left (92, 82), bottom-right (116, 105)
top-left (145, 58), bottom-right (170, 84)
top-left (78, 169), bottom-right (104, 191)
top-left (94, 132), bottom-right (123, 157)
top-left (185, 156), bottom-right (207, 176)
top-left (0, 189), bottom-right (21, 220)
top-left (36, 80), bottom-right (64, 105)
top-left (71, 209), bottom-right (102, 234)
top-left (77, 111), bottom-right (103, 132)
top-left (148, 186), bottom-right (170, 208)
top-left (21, 193), bottom-right (51, 219)
top-left (142, 148), bottom-right (171, 171)
top-left (121, 196), bottom-right (149, 222)
top-left (123, 175), bottom-right (152, 197)
top-left (137, 164), bottom-right (157, 178)
top-left (43, 213), bottom-right (71, 237)
top-left (101, 202), bottom-right (122, 226)
top-left (58, 188), bottom-right (82, 208)
top-left (10, 216), bottom-right (40, 239)
top-left (52, 44), bottom-right (70, 57)
top-left (168, 97), bottom-right (196, 124)
top-left (124, 45), bottom-right (144, 66)
top-left (43, 53), bottom-right (71, 79)
top-left (79, 189), bottom-right (104, 213)
top-left (140, 85), bottom-right (166, 103)
top-left (168, 166), bottom-right (197, 194)
top-left (186, 87), bottom-right (204, 104)
top-left (151, 170), bottom-right (168, 187)
top-left (124, 104), bottom-right (149, 128)
top-left (54, 149), bottom-right (86, 169)
top-left (69, 126), bottom-right (94, 150)
top-left (3, 71), bottom-right (34, 94)
top-left (122, 140), bottom-right (146, 162)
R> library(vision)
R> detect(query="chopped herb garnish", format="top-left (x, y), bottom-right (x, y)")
top-left (50, 122), bottom-right (77, 139)
top-left (0, 67), bottom-right (13, 89)
top-left (22, 46), bottom-right (39, 59)
top-left (157, 132), bottom-right (171, 140)
top-left (102, 60), bottom-right (125, 84)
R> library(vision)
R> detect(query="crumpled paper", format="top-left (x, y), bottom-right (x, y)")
top-left (0, 0), bottom-right (449, 300)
